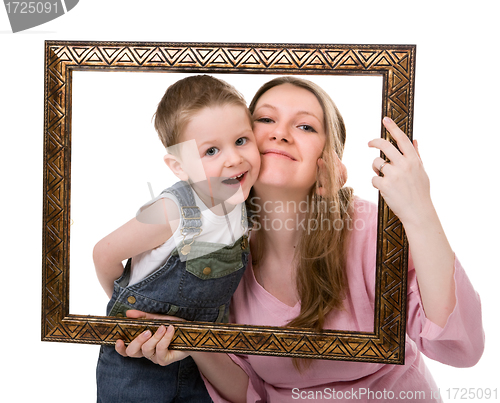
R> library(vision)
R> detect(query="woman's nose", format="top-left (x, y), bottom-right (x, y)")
top-left (270, 123), bottom-right (291, 143)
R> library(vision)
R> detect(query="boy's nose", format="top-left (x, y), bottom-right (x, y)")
top-left (224, 149), bottom-right (244, 167)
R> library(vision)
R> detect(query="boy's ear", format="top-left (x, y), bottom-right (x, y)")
top-left (164, 154), bottom-right (189, 181)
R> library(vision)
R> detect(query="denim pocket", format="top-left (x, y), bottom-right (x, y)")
top-left (177, 242), bottom-right (249, 307)
top-left (184, 237), bottom-right (248, 279)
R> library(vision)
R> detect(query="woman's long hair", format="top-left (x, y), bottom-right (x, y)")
top-left (248, 77), bottom-right (354, 366)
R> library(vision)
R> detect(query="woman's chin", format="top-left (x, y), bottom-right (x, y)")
top-left (254, 179), bottom-right (310, 197)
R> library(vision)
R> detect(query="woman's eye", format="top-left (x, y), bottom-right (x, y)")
top-left (235, 137), bottom-right (247, 146)
top-left (205, 147), bottom-right (219, 156)
top-left (298, 124), bottom-right (316, 133)
top-left (255, 117), bottom-right (274, 124)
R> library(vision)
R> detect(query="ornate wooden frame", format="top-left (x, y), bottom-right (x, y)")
top-left (42, 41), bottom-right (415, 364)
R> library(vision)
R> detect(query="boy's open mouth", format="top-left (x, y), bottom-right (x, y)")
top-left (221, 172), bottom-right (245, 185)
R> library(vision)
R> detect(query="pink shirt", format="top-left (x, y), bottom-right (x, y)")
top-left (205, 199), bottom-right (484, 402)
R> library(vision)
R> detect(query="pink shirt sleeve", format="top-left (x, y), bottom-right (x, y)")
top-left (406, 255), bottom-right (485, 367)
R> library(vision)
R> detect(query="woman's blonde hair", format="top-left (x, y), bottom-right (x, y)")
top-left (249, 76), bottom-right (354, 336)
top-left (154, 75), bottom-right (249, 149)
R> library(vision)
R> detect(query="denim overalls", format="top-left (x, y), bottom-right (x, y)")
top-left (96, 181), bottom-right (250, 403)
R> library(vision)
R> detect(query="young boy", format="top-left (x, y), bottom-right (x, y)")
top-left (95, 75), bottom-right (260, 402)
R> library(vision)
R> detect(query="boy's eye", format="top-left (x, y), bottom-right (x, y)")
top-left (235, 137), bottom-right (247, 146)
top-left (255, 117), bottom-right (274, 124)
top-left (205, 147), bottom-right (219, 156)
top-left (298, 124), bottom-right (316, 133)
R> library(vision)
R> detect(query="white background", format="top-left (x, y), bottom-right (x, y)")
top-left (69, 71), bottom-right (382, 315)
top-left (1, 1), bottom-right (499, 401)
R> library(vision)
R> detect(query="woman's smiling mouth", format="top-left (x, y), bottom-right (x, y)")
top-left (261, 149), bottom-right (296, 160)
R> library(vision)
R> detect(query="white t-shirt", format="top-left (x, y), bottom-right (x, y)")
top-left (129, 189), bottom-right (247, 286)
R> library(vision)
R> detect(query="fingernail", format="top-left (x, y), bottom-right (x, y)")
top-left (383, 117), bottom-right (392, 123)
top-left (142, 330), bottom-right (151, 338)
top-left (157, 325), bottom-right (167, 335)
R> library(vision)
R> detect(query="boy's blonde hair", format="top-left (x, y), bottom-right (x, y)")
top-left (154, 75), bottom-right (249, 150)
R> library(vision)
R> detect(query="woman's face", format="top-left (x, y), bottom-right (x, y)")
top-left (252, 83), bottom-right (326, 196)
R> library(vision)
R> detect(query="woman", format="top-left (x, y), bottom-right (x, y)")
top-left (116, 77), bottom-right (484, 402)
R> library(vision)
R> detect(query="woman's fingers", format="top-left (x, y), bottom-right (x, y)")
top-left (141, 325), bottom-right (168, 362)
top-left (368, 117), bottom-right (417, 165)
top-left (115, 311), bottom-right (188, 363)
top-left (371, 157), bottom-right (392, 176)
top-left (368, 118), bottom-right (431, 226)
top-left (381, 116), bottom-right (415, 156)
top-left (413, 139), bottom-right (422, 161)
top-left (125, 309), bottom-right (185, 322)
top-left (369, 117), bottom-right (422, 179)
top-left (114, 324), bottom-right (186, 364)
top-left (154, 325), bottom-right (181, 366)
top-left (368, 137), bottom-right (402, 166)
top-left (142, 325), bottom-right (189, 366)
top-left (115, 328), bottom-right (152, 358)
top-left (115, 339), bottom-right (127, 356)
top-left (124, 309), bottom-right (150, 319)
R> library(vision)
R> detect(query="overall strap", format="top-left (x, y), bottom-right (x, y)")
top-left (165, 181), bottom-right (202, 235)
top-left (164, 181), bottom-right (202, 256)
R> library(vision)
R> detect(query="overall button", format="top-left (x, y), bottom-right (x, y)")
top-left (241, 237), bottom-right (248, 250)
top-left (203, 267), bottom-right (212, 275)
top-left (127, 296), bottom-right (136, 304)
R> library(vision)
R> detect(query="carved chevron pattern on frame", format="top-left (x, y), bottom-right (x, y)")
top-left (51, 44), bottom-right (412, 71)
top-left (42, 41), bottom-right (414, 363)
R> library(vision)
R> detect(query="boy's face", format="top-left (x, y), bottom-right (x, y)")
top-left (172, 104), bottom-right (260, 207)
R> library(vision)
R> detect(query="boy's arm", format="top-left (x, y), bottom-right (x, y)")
top-left (93, 198), bottom-right (180, 298)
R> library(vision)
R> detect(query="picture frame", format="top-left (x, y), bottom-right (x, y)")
top-left (42, 41), bottom-right (415, 364)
